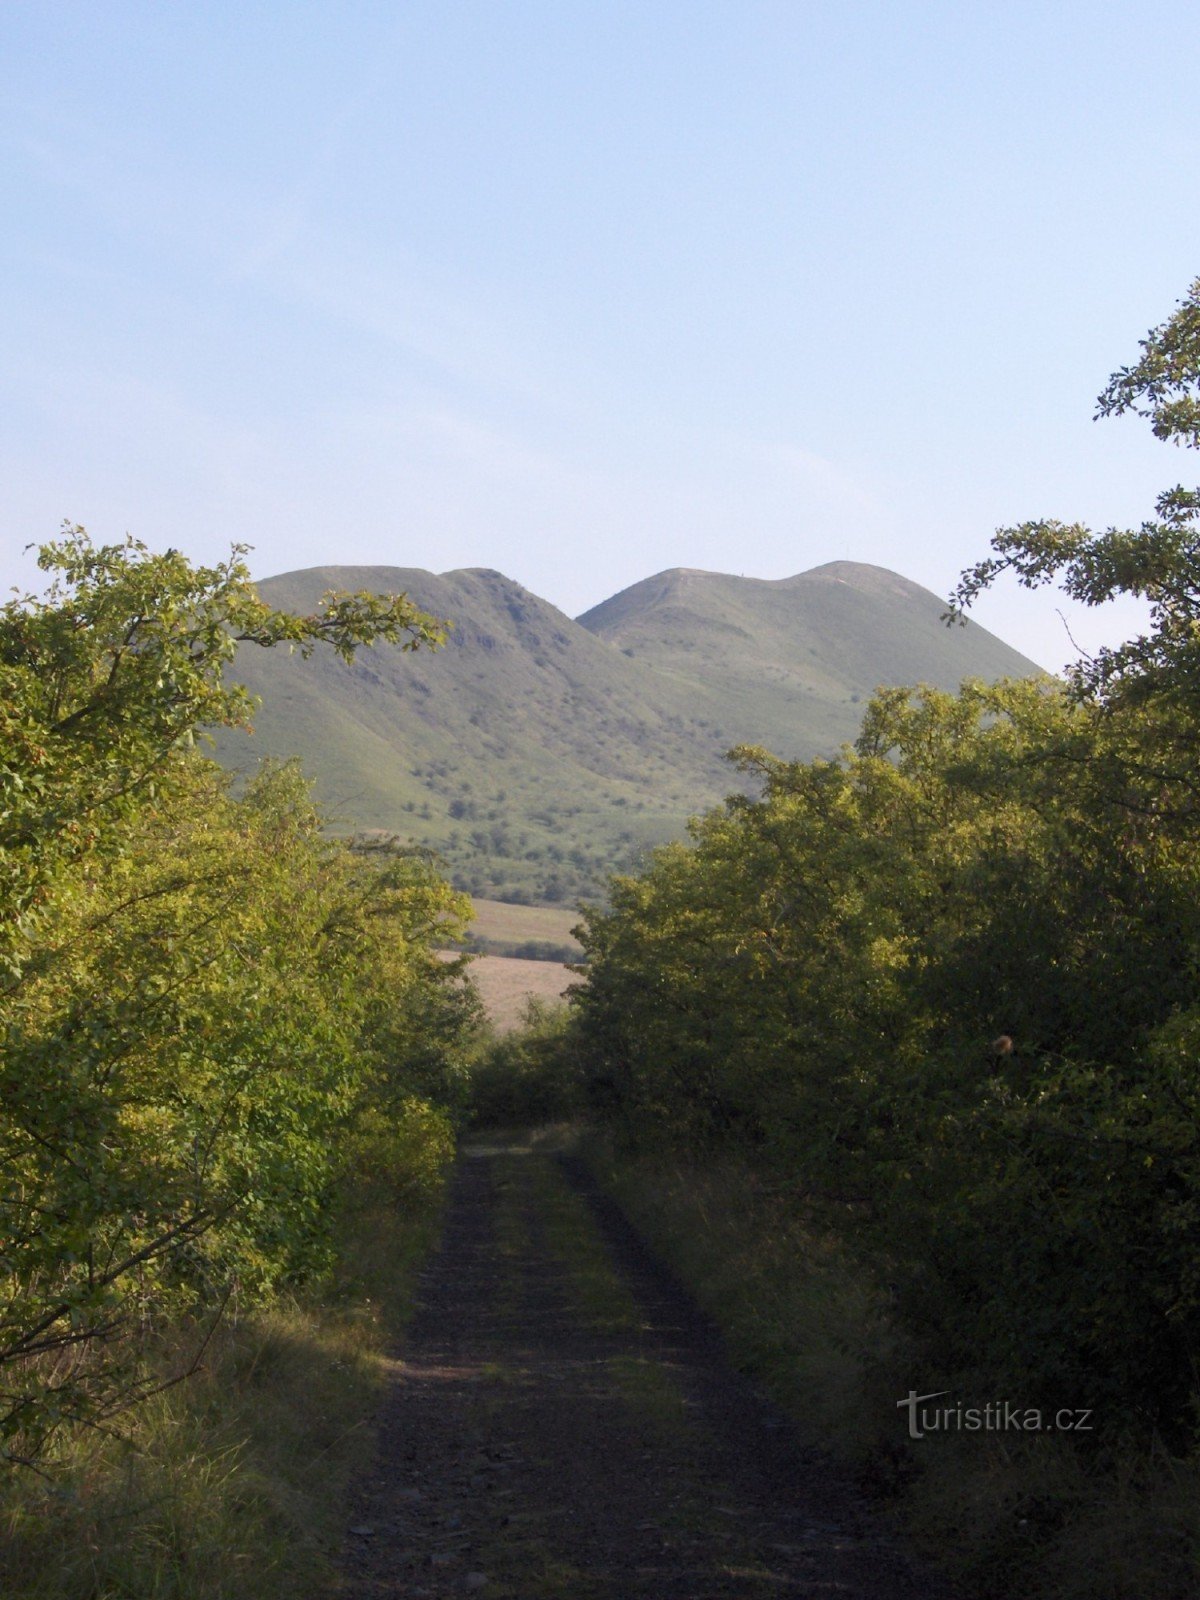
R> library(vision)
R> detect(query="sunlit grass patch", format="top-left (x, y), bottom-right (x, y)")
top-left (0, 1189), bottom-right (445, 1600)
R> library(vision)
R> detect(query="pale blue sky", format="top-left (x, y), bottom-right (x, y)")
top-left (3, 2), bottom-right (1198, 668)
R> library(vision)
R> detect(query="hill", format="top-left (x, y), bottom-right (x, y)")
top-left (214, 561), bottom-right (1040, 901)
top-left (578, 561), bottom-right (1033, 758)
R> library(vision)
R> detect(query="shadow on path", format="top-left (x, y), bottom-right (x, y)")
top-left (339, 1148), bottom-right (953, 1599)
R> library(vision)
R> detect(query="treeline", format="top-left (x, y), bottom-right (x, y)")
top-left (461, 934), bottom-right (582, 964)
top-left (572, 284), bottom-right (1200, 1478)
top-left (0, 532), bottom-right (478, 1470)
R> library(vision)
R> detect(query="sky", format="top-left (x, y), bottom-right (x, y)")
top-left (3, 1), bottom-right (1199, 671)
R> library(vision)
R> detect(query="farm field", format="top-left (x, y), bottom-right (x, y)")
top-left (473, 953), bottom-right (579, 1030)
top-left (443, 951), bottom-right (576, 1030)
top-left (468, 953), bottom-right (577, 1029)
top-left (468, 897), bottom-right (584, 956)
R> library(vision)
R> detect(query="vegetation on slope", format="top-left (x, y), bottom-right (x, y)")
top-left (214, 560), bottom-right (1037, 902)
top-left (577, 558), bottom-right (1034, 755)
top-left (215, 564), bottom-right (733, 905)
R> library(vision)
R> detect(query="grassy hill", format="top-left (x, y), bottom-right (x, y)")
top-left (214, 561), bottom-right (1039, 902)
top-left (577, 561), bottom-right (1034, 759)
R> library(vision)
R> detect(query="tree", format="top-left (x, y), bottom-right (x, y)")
top-left (0, 526), bottom-right (447, 978)
top-left (0, 529), bottom-right (471, 1467)
top-left (948, 278), bottom-right (1200, 712)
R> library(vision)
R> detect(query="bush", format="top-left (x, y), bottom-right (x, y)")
top-left (468, 1000), bottom-right (582, 1126)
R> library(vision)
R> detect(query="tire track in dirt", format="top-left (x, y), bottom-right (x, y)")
top-left (339, 1147), bottom-right (954, 1599)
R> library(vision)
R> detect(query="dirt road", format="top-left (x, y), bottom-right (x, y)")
top-left (339, 1146), bottom-right (951, 1599)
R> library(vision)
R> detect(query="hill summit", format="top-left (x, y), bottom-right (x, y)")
top-left (214, 560), bottom-right (1040, 902)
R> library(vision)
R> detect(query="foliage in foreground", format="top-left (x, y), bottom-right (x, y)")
top-left (0, 1104), bottom-right (450, 1600)
top-left (578, 669), bottom-right (1200, 1430)
top-left (0, 530), bottom-right (478, 1469)
top-left (466, 998), bottom-right (583, 1128)
top-left (592, 1142), bottom-right (1200, 1600)
top-left (569, 278), bottom-right (1200, 1593)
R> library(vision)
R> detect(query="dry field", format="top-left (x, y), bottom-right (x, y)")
top-left (438, 950), bottom-right (578, 1031)
top-left (468, 897), bottom-right (584, 955)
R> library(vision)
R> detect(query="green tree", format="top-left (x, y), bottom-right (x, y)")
top-left (0, 526), bottom-right (446, 979)
top-left (0, 529), bottom-right (472, 1467)
top-left (575, 668), bottom-right (1200, 1437)
top-left (949, 277), bottom-right (1200, 713)
top-left (573, 278), bottom-right (1200, 1462)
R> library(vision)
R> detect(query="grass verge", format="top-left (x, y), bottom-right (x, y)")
top-left (0, 1179), bottom-right (447, 1599)
top-left (583, 1134), bottom-right (1200, 1600)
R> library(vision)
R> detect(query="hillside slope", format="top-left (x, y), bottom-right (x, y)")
top-left (216, 566), bottom-right (734, 902)
top-left (214, 560), bottom-right (1040, 902)
top-left (577, 561), bottom-right (1036, 760)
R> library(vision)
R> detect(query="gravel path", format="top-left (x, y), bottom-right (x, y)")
top-left (338, 1148), bottom-right (953, 1599)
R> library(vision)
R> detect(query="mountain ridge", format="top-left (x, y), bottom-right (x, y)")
top-left (215, 558), bottom-right (1042, 902)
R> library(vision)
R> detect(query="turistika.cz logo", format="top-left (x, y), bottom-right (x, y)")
top-left (897, 1390), bottom-right (1093, 1440)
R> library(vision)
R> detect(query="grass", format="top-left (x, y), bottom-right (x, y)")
top-left (483, 1144), bottom-right (692, 1416)
top-left (528, 1156), bottom-right (642, 1338)
top-left (582, 1139), bottom-right (905, 1470)
top-left (0, 1179), bottom-right (447, 1599)
top-left (583, 1135), bottom-right (1200, 1600)
top-left (474, 1143), bottom-right (701, 1597)
top-left (467, 898), bottom-right (583, 957)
